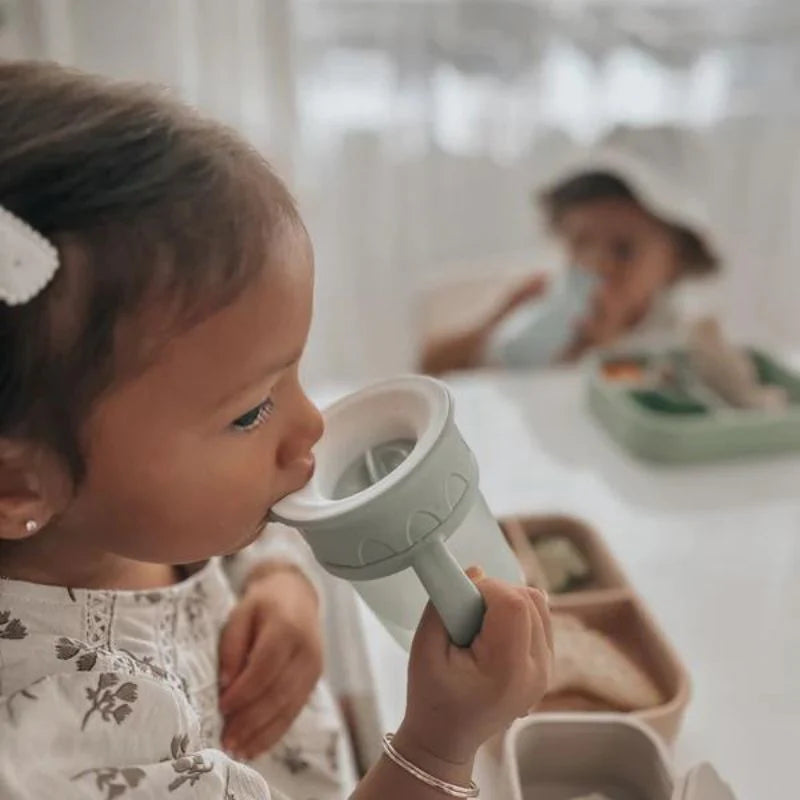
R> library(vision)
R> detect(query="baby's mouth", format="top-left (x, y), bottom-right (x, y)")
top-left (260, 457), bottom-right (316, 528)
top-left (298, 454), bottom-right (316, 484)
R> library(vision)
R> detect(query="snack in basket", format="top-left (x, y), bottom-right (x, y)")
top-left (532, 536), bottom-right (592, 593)
top-left (688, 317), bottom-right (788, 411)
top-left (547, 613), bottom-right (664, 711)
top-left (518, 548), bottom-right (550, 591)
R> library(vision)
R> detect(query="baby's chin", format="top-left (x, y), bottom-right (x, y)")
top-left (219, 519), bottom-right (270, 557)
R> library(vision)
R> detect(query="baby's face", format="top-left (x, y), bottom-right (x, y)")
top-left (556, 197), bottom-right (680, 346)
top-left (57, 225), bottom-right (323, 565)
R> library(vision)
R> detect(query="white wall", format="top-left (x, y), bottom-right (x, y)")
top-left (4, 1), bottom-right (800, 385)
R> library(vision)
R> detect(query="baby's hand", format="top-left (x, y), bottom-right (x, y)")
top-left (397, 572), bottom-right (553, 766)
top-left (218, 565), bottom-right (322, 760)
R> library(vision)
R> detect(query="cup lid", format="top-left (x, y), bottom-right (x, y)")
top-left (272, 375), bottom-right (451, 524)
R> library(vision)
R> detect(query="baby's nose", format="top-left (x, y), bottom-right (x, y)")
top-left (278, 394), bottom-right (324, 469)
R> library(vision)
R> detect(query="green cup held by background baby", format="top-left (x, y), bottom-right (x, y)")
top-left (485, 268), bottom-right (598, 369)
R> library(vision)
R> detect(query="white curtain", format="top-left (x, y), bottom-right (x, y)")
top-left (3, 0), bottom-right (800, 383)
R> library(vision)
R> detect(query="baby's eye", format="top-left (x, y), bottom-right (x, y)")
top-left (614, 239), bottom-right (636, 264)
top-left (231, 398), bottom-right (275, 432)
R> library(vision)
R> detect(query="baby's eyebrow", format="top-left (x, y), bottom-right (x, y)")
top-left (213, 348), bottom-right (303, 412)
top-left (264, 349), bottom-right (304, 375)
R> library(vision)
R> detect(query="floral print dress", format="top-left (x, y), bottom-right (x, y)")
top-left (0, 526), bottom-right (348, 800)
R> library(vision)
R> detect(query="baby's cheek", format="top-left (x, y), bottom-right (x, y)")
top-left (204, 459), bottom-right (275, 530)
top-left (138, 435), bottom-right (279, 556)
top-left (625, 269), bottom-right (667, 313)
top-left (593, 288), bottom-right (626, 327)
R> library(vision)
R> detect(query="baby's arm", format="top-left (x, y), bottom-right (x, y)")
top-left (420, 325), bottom-right (493, 376)
top-left (353, 576), bottom-right (553, 800)
top-left (420, 275), bottom-right (547, 375)
top-left (219, 524), bottom-right (330, 762)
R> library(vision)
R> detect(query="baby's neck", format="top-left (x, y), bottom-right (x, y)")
top-left (1, 529), bottom-right (180, 591)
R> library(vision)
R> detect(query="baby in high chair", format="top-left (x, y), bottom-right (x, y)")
top-left (0, 62), bottom-right (552, 799)
top-left (421, 125), bottom-right (721, 375)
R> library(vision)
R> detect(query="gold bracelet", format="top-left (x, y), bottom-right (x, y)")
top-left (382, 734), bottom-right (479, 798)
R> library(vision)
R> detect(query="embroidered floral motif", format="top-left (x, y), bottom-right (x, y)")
top-left (0, 609), bottom-right (27, 639)
top-left (2, 559), bottom-right (346, 800)
top-left (80, 673), bottom-right (138, 731)
top-left (118, 648), bottom-right (169, 681)
top-left (166, 734), bottom-right (214, 792)
top-left (133, 591), bottom-right (164, 605)
top-left (4, 677), bottom-right (45, 724)
top-left (56, 637), bottom-right (98, 671)
top-left (55, 636), bottom-right (174, 685)
top-left (71, 766), bottom-right (146, 799)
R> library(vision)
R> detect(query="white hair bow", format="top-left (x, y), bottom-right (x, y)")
top-left (0, 205), bottom-right (60, 306)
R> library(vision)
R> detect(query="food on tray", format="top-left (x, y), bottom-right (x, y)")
top-left (602, 359), bottom-right (646, 383)
top-left (532, 536), bottom-right (592, 593)
top-left (548, 613), bottom-right (664, 711)
top-left (688, 318), bottom-right (789, 411)
top-left (630, 389), bottom-right (708, 415)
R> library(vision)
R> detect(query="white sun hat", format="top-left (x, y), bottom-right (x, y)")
top-left (535, 124), bottom-right (721, 270)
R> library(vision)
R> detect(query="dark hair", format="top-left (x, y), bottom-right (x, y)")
top-left (538, 171), bottom-right (718, 277)
top-left (0, 61), bottom-right (301, 479)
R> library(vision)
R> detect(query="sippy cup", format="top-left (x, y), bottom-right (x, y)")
top-left (486, 267), bottom-right (597, 368)
top-left (271, 376), bottom-right (522, 648)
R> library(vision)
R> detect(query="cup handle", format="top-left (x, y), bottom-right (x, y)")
top-left (412, 537), bottom-right (486, 647)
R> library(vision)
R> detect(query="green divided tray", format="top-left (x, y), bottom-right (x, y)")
top-left (587, 349), bottom-right (800, 464)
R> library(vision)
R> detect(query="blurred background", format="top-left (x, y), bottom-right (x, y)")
top-left (3, 0), bottom-right (800, 387)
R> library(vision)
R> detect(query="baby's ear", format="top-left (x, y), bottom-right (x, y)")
top-left (0, 439), bottom-right (69, 540)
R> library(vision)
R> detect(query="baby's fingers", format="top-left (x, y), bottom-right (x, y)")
top-left (223, 656), bottom-right (316, 759)
top-left (527, 588), bottom-right (553, 657)
top-left (219, 601), bottom-right (255, 691)
top-left (470, 579), bottom-right (532, 669)
top-left (220, 619), bottom-right (292, 715)
top-left (524, 588), bottom-right (553, 707)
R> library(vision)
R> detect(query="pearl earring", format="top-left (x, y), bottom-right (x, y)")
top-left (25, 520), bottom-right (38, 533)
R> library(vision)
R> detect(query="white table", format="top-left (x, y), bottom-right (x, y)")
top-left (322, 369), bottom-right (800, 799)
